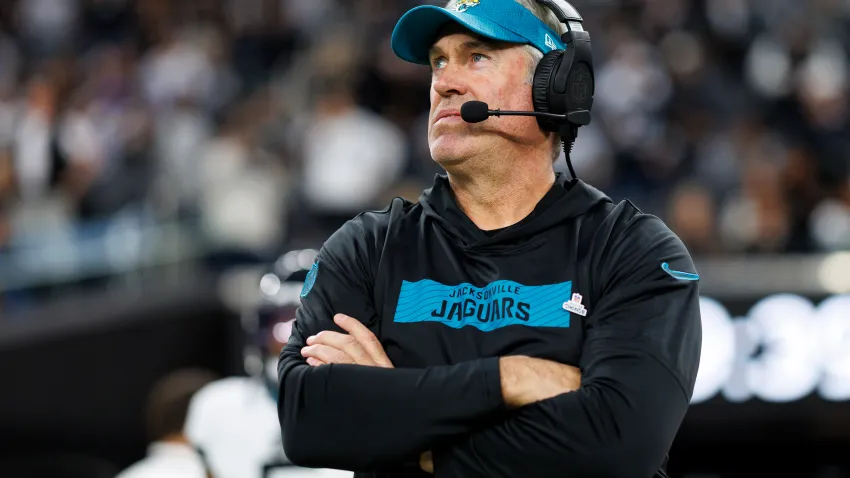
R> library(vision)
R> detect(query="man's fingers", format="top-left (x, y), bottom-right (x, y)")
top-left (307, 330), bottom-right (373, 365)
top-left (306, 357), bottom-right (326, 367)
top-left (334, 314), bottom-right (393, 368)
top-left (420, 450), bottom-right (434, 474)
top-left (300, 314), bottom-right (394, 368)
top-left (301, 344), bottom-right (354, 365)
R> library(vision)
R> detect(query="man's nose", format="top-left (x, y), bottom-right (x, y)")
top-left (433, 64), bottom-right (469, 98)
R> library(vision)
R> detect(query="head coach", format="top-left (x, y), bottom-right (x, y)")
top-left (277, 1), bottom-right (702, 477)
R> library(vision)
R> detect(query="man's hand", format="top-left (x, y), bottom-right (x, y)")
top-left (499, 356), bottom-right (581, 408)
top-left (419, 450), bottom-right (434, 474)
top-left (301, 314), bottom-right (393, 368)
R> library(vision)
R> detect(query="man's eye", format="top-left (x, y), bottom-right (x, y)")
top-left (471, 53), bottom-right (488, 62)
top-left (433, 57), bottom-right (447, 69)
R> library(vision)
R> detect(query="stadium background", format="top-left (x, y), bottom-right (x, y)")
top-left (1, 0), bottom-right (849, 476)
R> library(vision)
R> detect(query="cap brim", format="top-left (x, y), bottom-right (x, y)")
top-left (391, 5), bottom-right (528, 65)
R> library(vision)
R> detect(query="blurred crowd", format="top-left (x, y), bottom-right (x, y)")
top-left (1, 0), bottom-right (850, 278)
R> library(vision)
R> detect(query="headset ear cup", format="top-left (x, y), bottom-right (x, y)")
top-left (532, 50), bottom-right (563, 133)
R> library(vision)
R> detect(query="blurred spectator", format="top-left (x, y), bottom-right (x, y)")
top-left (719, 158), bottom-right (793, 253)
top-left (152, 96), bottom-right (214, 217)
top-left (667, 182), bottom-right (721, 255)
top-left (115, 368), bottom-right (218, 478)
top-left (0, 147), bottom-right (12, 201)
top-left (198, 90), bottom-right (290, 257)
top-left (138, 25), bottom-right (235, 114)
top-left (13, 74), bottom-right (63, 203)
top-left (810, 178), bottom-right (850, 251)
top-left (297, 74), bottom-right (406, 236)
top-left (15, 0), bottom-right (79, 58)
top-left (9, 73), bottom-right (80, 237)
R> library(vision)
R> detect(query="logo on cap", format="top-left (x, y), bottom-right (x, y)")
top-left (545, 34), bottom-right (558, 51)
top-left (454, 0), bottom-right (481, 13)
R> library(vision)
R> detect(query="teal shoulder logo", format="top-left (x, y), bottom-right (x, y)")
top-left (300, 261), bottom-right (319, 298)
top-left (661, 262), bottom-right (699, 281)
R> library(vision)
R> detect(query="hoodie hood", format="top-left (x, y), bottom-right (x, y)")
top-left (419, 173), bottom-right (611, 250)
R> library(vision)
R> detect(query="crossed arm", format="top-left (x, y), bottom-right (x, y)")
top-left (284, 298), bottom-right (696, 478)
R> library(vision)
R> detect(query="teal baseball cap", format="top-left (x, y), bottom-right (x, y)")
top-left (391, 0), bottom-right (567, 65)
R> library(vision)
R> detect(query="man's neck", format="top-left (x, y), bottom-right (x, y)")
top-left (447, 159), bottom-right (556, 231)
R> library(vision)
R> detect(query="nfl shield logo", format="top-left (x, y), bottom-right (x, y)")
top-left (563, 292), bottom-right (587, 317)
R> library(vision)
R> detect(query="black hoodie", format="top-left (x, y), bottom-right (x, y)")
top-left (278, 173), bottom-right (702, 478)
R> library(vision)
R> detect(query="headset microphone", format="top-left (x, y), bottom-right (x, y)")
top-left (460, 101), bottom-right (570, 124)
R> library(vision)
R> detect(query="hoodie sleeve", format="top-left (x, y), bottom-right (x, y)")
top-left (431, 214), bottom-right (702, 478)
top-left (277, 214), bottom-right (505, 472)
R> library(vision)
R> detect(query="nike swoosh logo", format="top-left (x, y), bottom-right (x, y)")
top-left (661, 262), bottom-right (699, 281)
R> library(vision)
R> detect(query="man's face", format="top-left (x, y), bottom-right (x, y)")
top-left (427, 26), bottom-right (549, 167)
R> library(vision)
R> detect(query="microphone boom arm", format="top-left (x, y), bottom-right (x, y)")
top-left (488, 108), bottom-right (570, 122)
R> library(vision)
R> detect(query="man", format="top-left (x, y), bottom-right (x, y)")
top-left (277, 1), bottom-right (702, 477)
top-left (116, 369), bottom-right (218, 478)
top-left (185, 251), bottom-right (351, 478)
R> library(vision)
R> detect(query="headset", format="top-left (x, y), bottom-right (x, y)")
top-left (532, 0), bottom-right (595, 177)
top-left (459, 1), bottom-right (595, 179)
top-left (462, 2), bottom-right (594, 139)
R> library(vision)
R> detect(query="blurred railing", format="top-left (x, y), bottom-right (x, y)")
top-left (695, 253), bottom-right (850, 298)
top-left (0, 215), bottom-right (212, 293)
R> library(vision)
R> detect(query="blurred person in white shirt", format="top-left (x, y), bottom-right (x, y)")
top-left (198, 95), bottom-right (290, 257)
top-left (185, 251), bottom-right (350, 478)
top-left (152, 96), bottom-right (214, 218)
top-left (299, 75), bottom-right (406, 235)
top-left (116, 369), bottom-right (218, 478)
top-left (10, 74), bottom-right (81, 237)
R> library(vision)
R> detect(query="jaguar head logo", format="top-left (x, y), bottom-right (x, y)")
top-left (454, 0), bottom-right (481, 13)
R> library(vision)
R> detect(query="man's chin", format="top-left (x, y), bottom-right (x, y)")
top-left (429, 136), bottom-right (480, 166)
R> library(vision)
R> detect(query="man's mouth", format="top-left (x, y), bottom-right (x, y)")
top-left (434, 110), bottom-right (462, 124)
